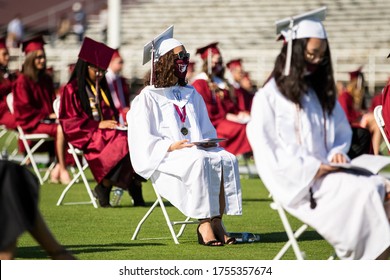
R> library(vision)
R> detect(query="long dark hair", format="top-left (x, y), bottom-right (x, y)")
top-left (273, 38), bottom-right (337, 114)
top-left (68, 59), bottom-right (117, 117)
top-left (22, 50), bottom-right (47, 82)
top-left (144, 50), bottom-right (187, 87)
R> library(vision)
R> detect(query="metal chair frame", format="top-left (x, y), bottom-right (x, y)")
top-left (132, 182), bottom-right (198, 244)
top-left (53, 98), bottom-right (98, 208)
top-left (6, 93), bottom-right (55, 184)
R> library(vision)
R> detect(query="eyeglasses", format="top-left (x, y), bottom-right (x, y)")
top-left (35, 55), bottom-right (46, 60)
top-left (304, 50), bottom-right (327, 64)
top-left (88, 65), bottom-right (107, 74)
top-left (176, 51), bottom-right (190, 60)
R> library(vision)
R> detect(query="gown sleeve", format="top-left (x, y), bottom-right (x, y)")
top-left (127, 89), bottom-right (172, 179)
top-left (59, 83), bottom-right (99, 150)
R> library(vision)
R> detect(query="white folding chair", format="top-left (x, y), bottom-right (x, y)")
top-left (132, 182), bottom-right (198, 244)
top-left (269, 195), bottom-right (308, 260)
top-left (0, 125), bottom-right (18, 160)
top-left (374, 105), bottom-right (390, 152)
top-left (52, 98), bottom-right (98, 208)
top-left (6, 93), bottom-right (55, 184)
top-left (269, 194), bottom-right (336, 260)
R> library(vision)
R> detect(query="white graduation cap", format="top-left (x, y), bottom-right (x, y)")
top-left (275, 6), bottom-right (327, 76)
top-left (143, 25), bottom-right (183, 85)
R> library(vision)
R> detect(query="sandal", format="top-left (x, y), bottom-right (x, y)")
top-left (211, 216), bottom-right (236, 245)
top-left (196, 223), bottom-right (223, 246)
top-left (225, 236), bottom-right (237, 245)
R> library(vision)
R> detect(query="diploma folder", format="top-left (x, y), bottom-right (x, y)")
top-left (191, 138), bottom-right (227, 145)
top-left (330, 154), bottom-right (390, 175)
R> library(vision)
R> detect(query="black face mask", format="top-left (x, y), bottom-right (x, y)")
top-left (305, 62), bottom-right (319, 75)
top-left (174, 58), bottom-right (189, 79)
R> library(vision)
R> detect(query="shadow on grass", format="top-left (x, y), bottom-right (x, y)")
top-left (259, 230), bottom-right (323, 243)
top-left (16, 242), bottom-right (166, 259)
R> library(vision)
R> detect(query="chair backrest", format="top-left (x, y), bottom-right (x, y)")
top-left (373, 105), bottom-right (390, 151)
top-left (53, 97), bottom-right (60, 118)
top-left (6, 93), bottom-right (14, 114)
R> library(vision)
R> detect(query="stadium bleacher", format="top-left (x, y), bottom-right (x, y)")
top-left (3, 0), bottom-right (390, 93)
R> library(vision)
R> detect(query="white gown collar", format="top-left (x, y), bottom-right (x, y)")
top-left (146, 85), bottom-right (193, 108)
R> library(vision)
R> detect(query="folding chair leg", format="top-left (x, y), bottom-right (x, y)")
top-left (132, 199), bottom-right (159, 241)
top-left (155, 192), bottom-right (181, 244)
top-left (42, 161), bottom-right (56, 183)
top-left (132, 191), bottom-right (198, 244)
top-left (174, 216), bottom-right (194, 239)
top-left (274, 205), bottom-right (307, 260)
top-left (20, 138), bottom-right (46, 185)
top-left (56, 162), bottom-right (98, 208)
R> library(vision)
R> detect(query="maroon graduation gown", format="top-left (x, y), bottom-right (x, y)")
top-left (59, 80), bottom-right (132, 185)
top-left (381, 82), bottom-right (390, 141)
top-left (13, 73), bottom-right (56, 133)
top-left (0, 73), bottom-right (16, 129)
top-left (234, 86), bottom-right (254, 113)
top-left (192, 78), bottom-right (252, 155)
top-left (338, 90), bottom-right (362, 126)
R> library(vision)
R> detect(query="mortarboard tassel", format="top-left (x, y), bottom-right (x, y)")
top-left (149, 41), bottom-right (155, 86)
top-left (284, 18), bottom-right (294, 76)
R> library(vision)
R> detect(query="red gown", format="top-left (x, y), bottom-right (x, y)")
top-left (59, 79), bottom-right (133, 187)
top-left (13, 74), bottom-right (57, 135)
top-left (338, 90), bottom-right (362, 125)
top-left (381, 82), bottom-right (390, 141)
top-left (369, 92), bottom-right (382, 112)
top-left (192, 78), bottom-right (252, 155)
top-left (233, 86), bottom-right (254, 113)
top-left (338, 89), bottom-right (374, 155)
top-left (13, 73), bottom-right (58, 155)
top-left (0, 72), bottom-right (16, 129)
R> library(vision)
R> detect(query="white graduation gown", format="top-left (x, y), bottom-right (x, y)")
top-left (127, 85), bottom-right (242, 219)
top-left (247, 78), bottom-right (390, 259)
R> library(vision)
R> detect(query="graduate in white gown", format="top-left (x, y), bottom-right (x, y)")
top-left (127, 26), bottom-right (242, 246)
top-left (247, 7), bottom-right (390, 259)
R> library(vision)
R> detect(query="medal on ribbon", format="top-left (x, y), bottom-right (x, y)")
top-left (180, 127), bottom-right (188, 135)
top-left (174, 104), bottom-right (188, 135)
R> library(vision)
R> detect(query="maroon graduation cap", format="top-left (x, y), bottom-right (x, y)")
top-left (78, 37), bottom-right (114, 70)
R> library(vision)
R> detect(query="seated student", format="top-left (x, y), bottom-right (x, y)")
top-left (127, 26), bottom-right (242, 246)
top-left (105, 49), bottom-right (132, 125)
top-left (191, 42), bottom-right (252, 156)
top-left (0, 37), bottom-right (17, 130)
top-left (338, 67), bottom-right (381, 155)
top-left (0, 160), bottom-right (75, 260)
top-left (13, 35), bottom-right (70, 184)
top-left (225, 59), bottom-right (254, 113)
top-left (59, 37), bottom-right (145, 208)
top-left (241, 71), bottom-right (257, 96)
top-left (247, 8), bottom-right (390, 259)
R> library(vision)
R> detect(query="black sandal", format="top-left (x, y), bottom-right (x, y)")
top-left (225, 236), bottom-right (237, 245)
top-left (211, 216), bottom-right (237, 245)
top-left (196, 223), bottom-right (223, 246)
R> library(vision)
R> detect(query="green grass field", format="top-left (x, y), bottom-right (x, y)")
top-left (1, 130), bottom-right (334, 260)
top-left (12, 170), bottom-right (334, 260)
